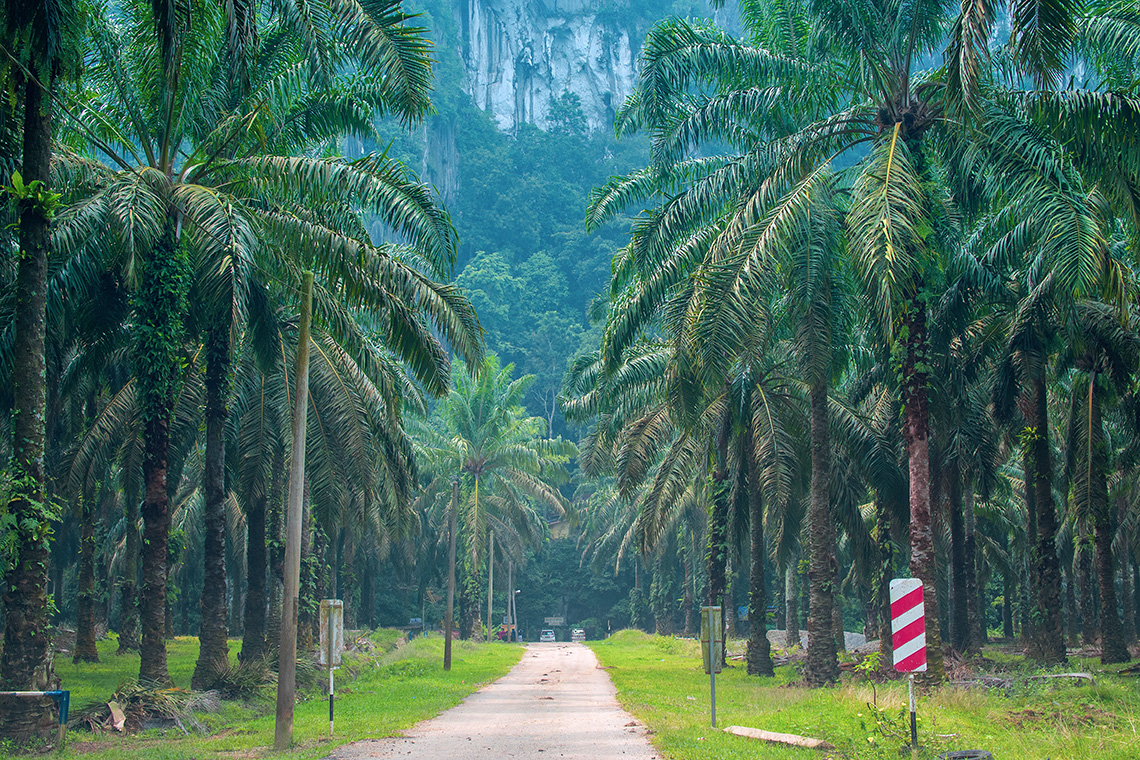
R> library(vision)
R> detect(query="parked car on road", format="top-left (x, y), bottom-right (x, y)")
top-left (539, 629), bottom-right (556, 642)
top-left (570, 628), bottom-right (585, 642)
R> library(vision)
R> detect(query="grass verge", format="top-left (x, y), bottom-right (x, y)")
top-left (589, 629), bottom-right (1140, 760)
top-left (36, 632), bottom-right (523, 760)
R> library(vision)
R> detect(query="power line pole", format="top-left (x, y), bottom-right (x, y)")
top-left (274, 272), bottom-right (313, 750)
top-left (444, 480), bottom-right (458, 670)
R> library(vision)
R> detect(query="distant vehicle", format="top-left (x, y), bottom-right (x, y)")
top-left (570, 628), bottom-right (585, 642)
top-left (539, 629), bottom-right (556, 642)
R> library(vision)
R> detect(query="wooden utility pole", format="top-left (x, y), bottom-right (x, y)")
top-left (274, 272), bottom-right (313, 751)
top-left (486, 530), bottom-right (494, 639)
top-left (443, 480), bottom-right (458, 670)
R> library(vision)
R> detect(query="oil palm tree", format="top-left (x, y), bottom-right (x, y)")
top-left (414, 356), bottom-right (576, 639)
top-left (52, 0), bottom-right (471, 683)
top-left (601, 0), bottom-right (1122, 677)
top-left (0, 0), bottom-right (83, 740)
top-left (1060, 299), bottom-right (1139, 663)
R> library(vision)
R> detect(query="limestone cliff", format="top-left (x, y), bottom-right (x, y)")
top-left (452, 0), bottom-right (637, 132)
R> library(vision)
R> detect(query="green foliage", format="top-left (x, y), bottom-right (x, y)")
top-left (3, 170), bottom-right (62, 221)
top-left (132, 234), bottom-right (190, 428)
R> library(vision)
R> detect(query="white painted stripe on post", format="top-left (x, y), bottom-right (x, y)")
top-left (892, 635), bottom-right (925, 661)
top-left (891, 602), bottom-right (924, 629)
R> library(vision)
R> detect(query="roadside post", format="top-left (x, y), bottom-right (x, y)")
top-left (889, 579), bottom-right (927, 759)
top-left (319, 599), bottom-right (344, 737)
top-left (700, 606), bottom-right (723, 728)
top-left (0, 691), bottom-right (70, 749)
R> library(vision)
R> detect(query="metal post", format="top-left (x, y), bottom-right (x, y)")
top-left (328, 666), bottom-right (335, 737)
top-left (486, 529), bottom-right (494, 640)
top-left (444, 480), bottom-right (458, 670)
top-left (710, 669), bottom-right (716, 728)
top-left (273, 271), bottom-right (313, 751)
top-left (909, 673), bottom-right (918, 758)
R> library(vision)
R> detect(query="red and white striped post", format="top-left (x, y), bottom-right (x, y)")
top-left (890, 578), bottom-right (926, 757)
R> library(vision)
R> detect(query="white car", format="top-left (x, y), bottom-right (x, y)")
top-left (539, 629), bottom-right (556, 642)
top-left (570, 628), bottom-right (585, 642)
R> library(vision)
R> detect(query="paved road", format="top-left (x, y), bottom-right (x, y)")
top-left (330, 642), bottom-right (660, 760)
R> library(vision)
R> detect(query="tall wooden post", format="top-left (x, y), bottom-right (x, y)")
top-left (486, 530), bottom-right (494, 639)
top-left (274, 272), bottom-right (313, 750)
top-left (444, 480), bottom-right (458, 670)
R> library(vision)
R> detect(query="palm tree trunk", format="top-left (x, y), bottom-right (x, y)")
top-left (948, 467), bottom-right (968, 652)
top-left (74, 495), bottom-right (100, 663)
top-left (683, 548), bottom-right (695, 637)
top-left (805, 381), bottom-right (838, 684)
top-left (1096, 512), bottom-right (1128, 662)
top-left (1119, 485), bottom-right (1136, 646)
top-left (360, 553), bottom-right (374, 629)
top-left (1133, 565), bottom-right (1140, 637)
top-left (1025, 375), bottom-right (1067, 663)
top-left (746, 430), bottom-right (773, 676)
top-left (874, 494), bottom-right (894, 665)
top-left (785, 561), bottom-right (800, 648)
top-left (136, 226), bottom-right (189, 685)
top-left (1065, 560), bottom-right (1079, 646)
top-left (1002, 568), bottom-right (1014, 639)
top-left (0, 29), bottom-right (58, 742)
top-left (1085, 377), bottom-right (1128, 663)
top-left (266, 446), bottom-right (286, 649)
top-left (118, 482), bottom-right (141, 652)
top-left (141, 406), bottom-right (174, 684)
top-left (900, 299), bottom-right (946, 681)
top-left (1123, 559), bottom-right (1136, 646)
top-left (193, 328), bottom-right (231, 687)
top-left (964, 487), bottom-right (983, 652)
top-left (1079, 540), bottom-right (1097, 646)
top-left (444, 480), bottom-right (458, 669)
top-left (240, 493), bottom-right (268, 661)
top-left (707, 453), bottom-right (730, 662)
top-left (651, 552), bottom-right (671, 635)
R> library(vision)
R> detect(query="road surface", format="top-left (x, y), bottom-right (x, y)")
top-left (330, 642), bottom-right (660, 760)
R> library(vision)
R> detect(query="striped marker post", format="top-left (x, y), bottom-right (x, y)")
top-left (890, 578), bottom-right (926, 757)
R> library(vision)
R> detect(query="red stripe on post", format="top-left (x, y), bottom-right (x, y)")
top-left (895, 646), bottom-right (927, 673)
top-left (890, 586), bottom-right (924, 619)
top-left (892, 617), bottom-right (926, 649)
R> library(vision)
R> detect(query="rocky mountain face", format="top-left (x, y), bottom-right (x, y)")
top-left (453, 0), bottom-right (637, 132)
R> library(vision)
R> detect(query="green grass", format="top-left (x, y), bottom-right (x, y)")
top-left (38, 632), bottom-right (523, 760)
top-left (590, 630), bottom-right (1140, 760)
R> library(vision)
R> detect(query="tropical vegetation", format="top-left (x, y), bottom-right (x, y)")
top-left (1, 0), bottom-right (1139, 752)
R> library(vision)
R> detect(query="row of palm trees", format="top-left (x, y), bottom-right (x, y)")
top-left (563, 0), bottom-right (1140, 685)
top-left (0, 0), bottom-right (496, 742)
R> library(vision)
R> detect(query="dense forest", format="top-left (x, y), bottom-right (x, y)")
top-left (1, 0), bottom-right (1139, 748)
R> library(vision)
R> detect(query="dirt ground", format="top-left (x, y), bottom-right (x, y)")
top-left (329, 642), bottom-right (660, 760)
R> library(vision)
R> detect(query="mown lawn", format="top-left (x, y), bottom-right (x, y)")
top-left (590, 630), bottom-right (1140, 760)
top-left (33, 632), bottom-right (523, 760)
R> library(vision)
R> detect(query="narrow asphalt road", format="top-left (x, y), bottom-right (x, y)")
top-left (329, 642), bottom-right (660, 760)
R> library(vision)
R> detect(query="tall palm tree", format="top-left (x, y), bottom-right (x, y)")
top-left (0, 0), bottom-right (81, 740)
top-left (414, 356), bottom-right (575, 639)
top-left (54, 0), bottom-right (469, 683)
top-left (600, 0), bottom-right (1121, 677)
top-left (1061, 299), bottom-right (1139, 663)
